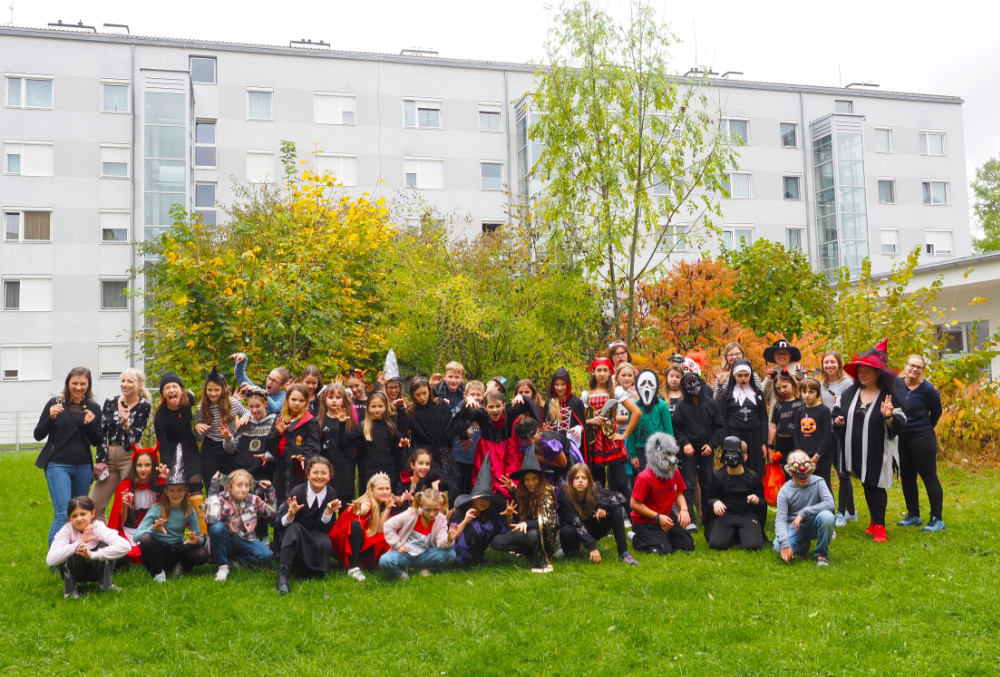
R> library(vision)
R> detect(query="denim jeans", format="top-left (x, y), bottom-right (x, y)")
top-left (207, 522), bottom-right (273, 567)
top-left (46, 463), bottom-right (93, 545)
top-left (773, 510), bottom-right (836, 558)
top-left (379, 547), bottom-right (456, 576)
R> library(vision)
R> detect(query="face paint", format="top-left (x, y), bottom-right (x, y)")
top-left (636, 370), bottom-right (659, 408)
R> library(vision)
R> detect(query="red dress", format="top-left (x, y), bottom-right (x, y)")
top-left (470, 414), bottom-right (523, 499)
top-left (328, 503), bottom-right (389, 570)
top-left (587, 393), bottom-right (628, 466)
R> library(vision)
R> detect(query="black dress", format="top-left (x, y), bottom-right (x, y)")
top-left (276, 482), bottom-right (336, 573)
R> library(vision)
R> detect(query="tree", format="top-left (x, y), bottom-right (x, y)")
top-left (529, 0), bottom-right (736, 346)
top-left (136, 142), bottom-right (394, 382)
top-left (721, 239), bottom-right (833, 336)
top-left (972, 156), bottom-right (1000, 253)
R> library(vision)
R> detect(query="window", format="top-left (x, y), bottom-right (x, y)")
top-left (922, 181), bottom-right (949, 205)
top-left (2, 277), bottom-right (52, 311)
top-left (919, 131), bottom-right (946, 156)
top-left (195, 121), bottom-right (216, 167)
top-left (482, 222), bottom-right (502, 233)
top-left (937, 322), bottom-right (987, 357)
top-left (3, 142), bottom-right (53, 176)
top-left (835, 100), bottom-right (854, 114)
top-left (195, 183), bottom-right (217, 226)
top-left (783, 176), bottom-right (801, 200)
top-left (724, 172), bottom-right (751, 199)
top-left (100, 210), bottom-right (129, 243)
top-left (657, 224), bottom-right (688, 252)
top-left (101, 82), bottom-right (128, 112)
top-left (3, 210), bottom-right (51, 241)
top-left (247, 89), bottom-right (272, 120)
top-left (5, 76), bottom-right (53, 108)
top-left (314, 93), bottom-right (356, 125)
top-left (877, 179), bottom-right (896, 204)
top-left (403, 99), bottom-right (441, 129)
top-left (98, 344), bottom-right (129, 379)
top-left (786, 228), bottom-right (804, 251)
top-left (720, 118), bottom-right (749, 144)
top-left (246, 152), bottom-right (275, 183)
top-left (0, 345), bottom-right (52, 381)
top-left (190, 57), bottom-right (217, 84)
top-left (925, 230), bottom-right (953, 256)
top-left (479, 106), bottom-right (502, 132)
top-left (881, 229), bottom-right (898, 255)
top-left (481, 162), bottom-right (503, 190)
top-left (403, 157), bottom-right (444, 189)
top-left (780, 122), bottom-right (798, 148)
top-left (875, 128), bottom-right (893, 153)
top-left (100, 279), bottom-right (129, 310)
top-left (314, 154), bottom-right (358, 186)
top-left (100, 145), bottom-right (129, 178)
top-left (722, 226), bottom-right (754, 251)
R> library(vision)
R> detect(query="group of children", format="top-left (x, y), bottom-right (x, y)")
top-left (43, 338), bottom-right (918, 597)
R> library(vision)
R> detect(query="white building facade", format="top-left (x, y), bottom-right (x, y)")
top-left (0, 26), bottom-right (976, 417)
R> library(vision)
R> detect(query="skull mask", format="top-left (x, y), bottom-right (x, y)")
top-left (636, 369), bottom-right (659, 409)
top-left (645, 432), bottom-right (679, 480)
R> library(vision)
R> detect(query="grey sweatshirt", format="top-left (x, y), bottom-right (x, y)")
top-left (774, 475), bottom-right (835, 549)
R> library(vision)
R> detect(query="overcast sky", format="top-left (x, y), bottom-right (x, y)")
top-left (10, 0), bottom-right (1000, 201)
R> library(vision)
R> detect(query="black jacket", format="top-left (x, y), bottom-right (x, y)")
top-left (342, 419), bottom-right (403, 479)
top-left (556, 485), bottom-right (626, 551)
top-left (672, 394), bottom-right (725, 451)
top-left (409, 400), bottom-right (468, 448)
top-left (34, 397), bottom-right (102, 469)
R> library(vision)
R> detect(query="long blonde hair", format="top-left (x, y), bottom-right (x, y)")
top-left (357, 474), bottom-right (392, 536)
top-left (121, 367), bottom-right (152, 402)
top-left (362, 391), bottom-right (395, 442)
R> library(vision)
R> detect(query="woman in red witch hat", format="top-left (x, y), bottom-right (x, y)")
top-left (832, 339), bottom-right (907, 543)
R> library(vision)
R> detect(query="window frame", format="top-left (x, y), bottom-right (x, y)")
top-left (194, 119), bottom-right (217, 168)
top-left (0, 344), bottom-right (53, 382)
top-left (877, 178), bottom-right (896, 205)
top-left (925, 229), bottom-right (954, 257)
top-left (99, 209), bottom-right (130, 244)
top-left (402, 98), bottom-right (443, 130)
top-left (190, 56), bottom-right (218, 85)
top-left (3, 141), bottom-right (54, 177)
top-left (402, 156), bottom-right (445, 190)
top-left (3, 209), bottom-right (52, 243)
top-left (100, 80), bottom-right (130, 114)
top-left (246, 151), bottom-right (276, 184)
top-left (313, 153), bottom-right (359, 187)
top-left (720, 117), bottom-right (750, 145)
top-left (479, 104), bottom-right (502, 133)
top-left (314, 92), bottom-right (357, 126)
top-left (481, 221), bottom-right (503, 233)
top-left (782, 174), bottom-right (801, 201)
top-left (722, 225), bottom-right (754, 251)
top-left (874, 127), bottom-right (893, 153)
top-left (2, 275), bottom-right (53, 311)
top-left (480, 161), bottom-right (504, 191)
top-left (919, 130), bottom-right (947, 157)
top-left (921, 180), bottom-right (950, 206)
top-left (5, 74), bottom-right (54, 109)
top-left (195, 183), bottom-right (218, 226)
top-left (97, 342), bottom-right (130, 379)
top-left (880, 228), bottom-right (899, 256)
top-left (246, 88), bottom-right (274, 121)
top-left (779, 121), bottom-right (799, 149)
top-left (99, 143), bottom-right (130, 179)
top-left (785, 227), bottom-right (805, 251)
top-left (724, 171), bottom-right (752, 199)
top-left (834, 99), bottom-right (854, 114)
top-left (99, 278), bottom-right (130, 311)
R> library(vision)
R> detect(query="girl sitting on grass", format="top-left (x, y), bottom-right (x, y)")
top-left (493, 451), bottom-right (558, 574)
top-left (107, 446), bottom-right (165, 563)
top-left (134, 472), bottom-right (209, 583)
top-left (380, 488), bottom-right (471, 579)
top-left (557, 463), bottom-right (638, 565)
top-left (47, 496), bottom-right (130, 599)
top-left (329, 472), bottom-right (395, 582)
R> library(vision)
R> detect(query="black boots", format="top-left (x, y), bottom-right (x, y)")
top-left (276, 564), bottom-right (291, 595)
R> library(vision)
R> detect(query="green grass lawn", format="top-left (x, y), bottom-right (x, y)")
top-left (1, 450), bottom-right (997, 675)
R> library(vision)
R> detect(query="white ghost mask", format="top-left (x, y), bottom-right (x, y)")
top-left (636, 369), bottom-right (659, 408)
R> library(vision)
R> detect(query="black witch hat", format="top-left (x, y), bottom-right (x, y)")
top-left (453, 453), bottom-right (507, 512)
top-left (206, 365), bottom-right (227, 386)
top-left (510, 444), bottom-right (544, 482)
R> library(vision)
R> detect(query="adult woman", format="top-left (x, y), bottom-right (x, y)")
top-left (820, 351), bottom-right (857, 527)
top-left (34, 367), bottom-right (103, 545)
top-left (714, 341), bottom-right (763, 404)
top-left (608, 341), bottom-right (632, 371)
top-left (832, 339), bottom-right (906, 543)
top-left (895, 355), bottom-right (945, 532)
top-left (91, 368), bottom-right (152, 520)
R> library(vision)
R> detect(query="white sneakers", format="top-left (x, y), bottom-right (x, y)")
top-left (152, 571), bottom-right (167, 584)
top-left (215, 565), bottom-right (230, 582)
top-left (347, 567), bottom-right (366, 582)
top-left (530, 564), bottom-right (554, 574)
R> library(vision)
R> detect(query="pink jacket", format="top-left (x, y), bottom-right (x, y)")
top-left (382, 510), bottom-right (453, 550)
top-left (46, 521), bottom-right (131, 566)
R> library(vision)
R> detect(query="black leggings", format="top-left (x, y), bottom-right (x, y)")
top-left (137, 534), bottom-right (209, 575)
top-left (559, 506), bottom-right (630, 556)
top-left (59, 554), bottom-right (115, 593)
top-left (899, 430), bottom-right (944, 519)
top-left (679, 451), bottom-right (713, 526)
top-left (200, 438), bottom-right (238, 492)
top-left (707, 512), bottom-right (765, 551)
top-left (345, 520), bottom-right (377, 569)
top-left (863, 484), bottom-right (888, 526)
top-left (492, 528), bottom-right (546, 568)
top-left (590, 462), bottom-right (629, 497)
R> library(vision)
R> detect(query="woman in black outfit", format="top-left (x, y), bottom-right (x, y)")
top-left (895, 354), bottom-right (945, 531)
top-left (34, 367), bottom-right (103, 545)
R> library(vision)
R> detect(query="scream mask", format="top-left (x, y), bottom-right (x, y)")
top-left (681, 373), bottom-right (703, 397)
top-left (645, 432), bottom-right (680, 480)
top-left (636, 369), bottom-right (659, 411)
top-left (785, 451), bottom-right (815, 487)
top-left (721, 436), bottom-right (744, 468)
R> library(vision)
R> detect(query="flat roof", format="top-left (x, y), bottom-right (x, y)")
top-left (0, 25), bottom-right (963, 104)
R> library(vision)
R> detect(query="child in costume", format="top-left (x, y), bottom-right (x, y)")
top-left (581, 358), bottom-right (641, 496)
top-left (626, 369), bottom-right (674, 481)
top-left (672, 371), bottom-right (725, 533)
top-left (134, 463), bottom-right (209, 583)
top-left (449, 456), bottom-right (509, 567)
top-left (205, 469), bottom-right (276, 582)
top-left (406, 378), bottom-right (468, 499)
top-left (462, 390), bottom-right (532, 499)
top-left (452, 379), bottom-right (485, 495)
top-left (340, 391), bottom-right (410, 494)
top-left (274, 457), bottom-right (341, 594)
top-left (543, 367), bottom-right (588, 467)
top-left (266, 384), bottom-right (320, 507)
top-left (773, 450), bottom-right (836, 566)
top-left (380, 488), bottom-right (469, 579)
top-left (768, 371), bottom-right (804, 472)
top-left (515, 416), bottom-right (568, 492)
top-left (107, 445), bottom-right (165, 563)
top-left (153, 372), bottom-right (203, 494)
top-left (719, 359), bottom-right (769, 476)
top-left (194, 366), bottom-right (249, 490)
top-left (793, 377), bottom-right (833, 491)
top-left (628, 432), bottom-right (694, 555)
top-left (316, 383), bottom-right (358, 503)
top-left (493, 450), bottom-right (559, 573)
top-left (558, 463), bottom-right (638, 565)
top-left (329, 473), bottom-right (394, 582)
top-left (707, 437), bottom-right (766, 551)
top-left (47, 496), bottom-right (130, 598)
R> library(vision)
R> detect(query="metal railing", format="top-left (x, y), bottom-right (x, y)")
top-left (0, 412), bottom-right (41, 451)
